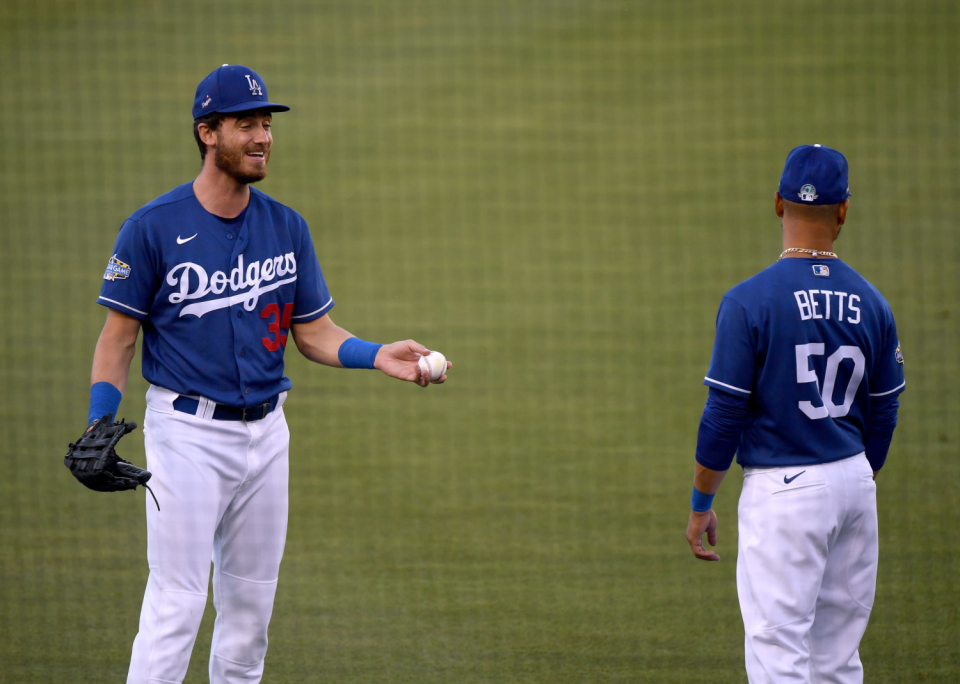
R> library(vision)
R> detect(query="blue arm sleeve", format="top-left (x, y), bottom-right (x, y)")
top-left (695, 387), bottom-right (750, 471)
top-left (864, 394), bottom-right (899, 472)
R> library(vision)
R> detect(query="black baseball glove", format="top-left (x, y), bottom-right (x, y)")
top-left (65, 413), bottom-right (159, 509)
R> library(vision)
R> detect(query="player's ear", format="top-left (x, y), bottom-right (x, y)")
top-left (197, 122), bottom-right (219, 148)
top-left (774, 192), bottom-right (785, 218)
top-left (837, 199), bottom-right (849, 227)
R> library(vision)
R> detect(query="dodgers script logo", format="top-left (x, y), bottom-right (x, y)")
top-left (166, 252), bottom-right (296, 318)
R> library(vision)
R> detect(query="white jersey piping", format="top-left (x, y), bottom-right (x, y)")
top-left (869, 381), bottom-right (905, 397)
top-left (290, 297), bottom-right (334, 320)
top-left (704, 376), bottom-right (752, 395)
top-left (98, 296), bottom-right (148, 316)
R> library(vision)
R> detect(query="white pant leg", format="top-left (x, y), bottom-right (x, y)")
top-left (737, 455), bottom-right (878, 684)
top-left (128, 389), bottom-right (251, 684)
top-left (738, 464), bottom-right (835, 683)
top-left (208, 404), bottom-right (290, 684)
top-left (808, 456), bottom-right (878, 684)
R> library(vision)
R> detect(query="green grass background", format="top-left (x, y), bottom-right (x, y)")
top-left (1, 0), bottom-right (958, 681)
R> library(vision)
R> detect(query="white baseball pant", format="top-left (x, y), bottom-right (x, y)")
top-left (737, 452), bottom-right (878, 684)
top-left (127, 385), bottom-right (289, 684)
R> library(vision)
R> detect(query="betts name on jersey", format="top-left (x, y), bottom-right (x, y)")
top-left (703, 258), bottom-right (904, 467)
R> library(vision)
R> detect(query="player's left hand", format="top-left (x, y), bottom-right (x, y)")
top-left (686, 509), bottom-right (720, 561)
top-left (374, 340), bottom-right (451, 387)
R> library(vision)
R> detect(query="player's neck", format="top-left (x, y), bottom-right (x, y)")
top-left (781, 219), bottom-right (836, 257)
top-left (193, 162), bottom-right (251, 219)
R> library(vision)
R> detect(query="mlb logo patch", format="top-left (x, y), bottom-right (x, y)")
top-left (812, 264), bottom-right (830, 277)
top-left (104, 254), bottom-right (131, 281)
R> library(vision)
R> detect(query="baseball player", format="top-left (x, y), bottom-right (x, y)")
top-left (684, 145), bottom-right (904, 682)
top-left (74, 65), bottom-right (450, 684)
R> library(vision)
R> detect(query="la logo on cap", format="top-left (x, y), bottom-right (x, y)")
top-left (799, 184), bottom-right (818, 202)
top-left (244, 75), bottom-right (263, 96)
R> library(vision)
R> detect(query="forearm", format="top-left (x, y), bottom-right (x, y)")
top-left (91, 315), bottom-right (139, 392)
top-left (694, 462), bottom-right (728, 496)
top-left (291, 315), bottom-right (353, 367)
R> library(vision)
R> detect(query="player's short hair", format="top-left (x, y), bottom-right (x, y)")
top-left (782, 198), bottom-right (844, 220)
top-left (193, 111), bottom-right (228, 161)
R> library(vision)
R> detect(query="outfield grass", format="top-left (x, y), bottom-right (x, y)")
top-left (1, 1), bottom-right (958, 681)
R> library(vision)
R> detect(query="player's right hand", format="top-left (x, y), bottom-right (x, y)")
top-left (686, 509), bottom-right (720, 561)
top-left (374, 340), bottom-right (451, 387)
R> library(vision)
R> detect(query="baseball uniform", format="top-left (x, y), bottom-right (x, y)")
top-left (695, 146), bottom-right (904, 682)
top-left (97, 66), bottom-right (332, 684)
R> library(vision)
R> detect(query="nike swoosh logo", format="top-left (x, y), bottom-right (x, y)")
top-left (177, 234), bottom-right (198, 245)
top-left (783, 471), bottom-right (806, 484)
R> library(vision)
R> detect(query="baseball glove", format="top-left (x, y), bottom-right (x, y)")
top-left (65, 413), bottom-right (159, 509)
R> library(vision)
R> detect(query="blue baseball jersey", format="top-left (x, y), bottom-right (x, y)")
top-left (99, 183), bottom-right (334, 407)
top-left (704, 258), bottom-right (904, 467)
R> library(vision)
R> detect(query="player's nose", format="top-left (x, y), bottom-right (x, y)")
top-left (251, 123), bottom-right (270, 144)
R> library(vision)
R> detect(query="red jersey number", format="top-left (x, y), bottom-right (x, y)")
top-left (261, 303), bottom-right (294, 351)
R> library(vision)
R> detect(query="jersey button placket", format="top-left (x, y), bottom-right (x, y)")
top-left (230, 224), bottom-right (250, 405)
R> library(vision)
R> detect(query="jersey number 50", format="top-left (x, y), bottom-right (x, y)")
top-left (795, 343), bottom-right (865, 419)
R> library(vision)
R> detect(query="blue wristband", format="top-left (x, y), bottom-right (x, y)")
top-left (337, 337), bottom-right (383, 369)
top-left (691, 487), bottom-right (715, 513)
top-left (89, 381), bottom-right (122, 425)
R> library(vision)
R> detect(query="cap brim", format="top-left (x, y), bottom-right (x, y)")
top-left (216, 101), bottom-right (290, 114)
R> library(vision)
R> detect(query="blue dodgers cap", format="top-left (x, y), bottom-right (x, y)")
top-left (192, 64), bottom-right (289, 119)
top-left (778, 144), bottom-right (852, 205)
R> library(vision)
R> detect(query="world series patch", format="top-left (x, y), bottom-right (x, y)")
top-left (895, 342), bottom-right (903, 364)
top-left (104, 254), bottom-right (131, 281)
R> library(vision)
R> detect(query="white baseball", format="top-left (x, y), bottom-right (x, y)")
top-left (418, 351), bottom-right (447, 381)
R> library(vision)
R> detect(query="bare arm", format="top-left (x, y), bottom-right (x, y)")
top-left (91, 309), bottom-right (142, 392)
top-left (290, 313), bottom-right (353, 367)
top-left (685, 463), bottom-right (728, 562)
top-left (291, 314), bottom-right (451, 388)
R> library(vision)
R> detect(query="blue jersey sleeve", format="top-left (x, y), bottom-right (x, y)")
top-left (98, 219), bottom-right (157, 320)
top-left (869, 306), bottom-right (905, 398)
top-left (289, 220), bottom-right (334, 324)
top-left (703, 296), bottom-right (757, 398)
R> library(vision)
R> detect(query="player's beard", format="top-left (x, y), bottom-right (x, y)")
top-left (214, 141), bottom-right (270, 184)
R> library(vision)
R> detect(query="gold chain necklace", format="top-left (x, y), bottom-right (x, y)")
top-left (778, 248), bottom-right (838, 261)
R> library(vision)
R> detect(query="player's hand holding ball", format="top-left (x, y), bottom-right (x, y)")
top-left (374, 340), bottom-right (451, 387)
top-left (418, 351), bottom-right (447, 382)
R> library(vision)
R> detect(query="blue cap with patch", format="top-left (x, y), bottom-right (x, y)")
top-left (192, 64), bottom-right (290, 120)
top-left (778, 144), bottom-right (851, 205)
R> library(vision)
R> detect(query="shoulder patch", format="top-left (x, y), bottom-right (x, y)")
top-left (812, 264), bottom-right (830, 277)
top-left (895, 342), bottom-right (903, 364)
top-left (104, 254), bottom-right (131, 281)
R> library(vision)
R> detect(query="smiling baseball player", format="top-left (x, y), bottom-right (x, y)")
top-left (685, 145), bottom-right (904, 682)
top-left (70, 65), bottom-right (450, 684)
